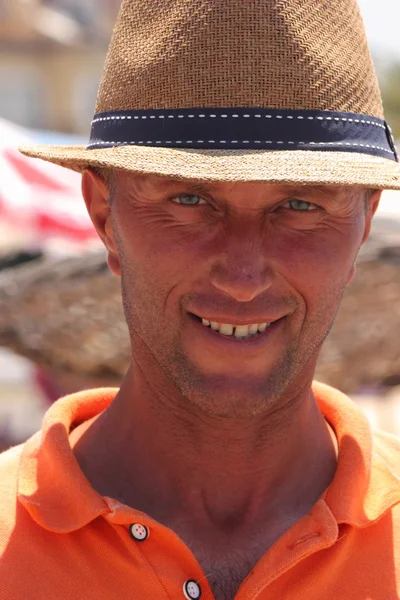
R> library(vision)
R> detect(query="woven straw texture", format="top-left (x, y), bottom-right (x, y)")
top-left (97, 0), bottom-right (382, 116)
top-left (19, 0), bottom-right (400, 189)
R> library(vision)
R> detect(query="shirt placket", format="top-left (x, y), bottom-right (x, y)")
top-left (104, 498), bottom-right (215, 600)
top-left (235, 499), bottom-right (339, 600)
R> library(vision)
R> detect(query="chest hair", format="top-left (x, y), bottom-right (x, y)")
top-left (194, 545), bottom-right (263, 600)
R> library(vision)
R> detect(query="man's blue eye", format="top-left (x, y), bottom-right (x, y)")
top-left (283, 200), bottom-right (317, 211)
top-left (172, 194), bottom-right (206, 206)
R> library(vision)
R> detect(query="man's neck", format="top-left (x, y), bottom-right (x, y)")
top-left (70, 366), bottom-right (338, 534)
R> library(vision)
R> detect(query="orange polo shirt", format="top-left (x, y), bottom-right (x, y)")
top-left (1, 382), bottom-right (400, 599)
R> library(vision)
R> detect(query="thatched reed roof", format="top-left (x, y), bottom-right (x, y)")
top-left (0, 250), bottom-right (129, 382)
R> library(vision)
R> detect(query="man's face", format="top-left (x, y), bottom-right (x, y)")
top-left (98, 173), bottom-right (377, 417)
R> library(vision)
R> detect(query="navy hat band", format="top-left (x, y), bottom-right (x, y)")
top-left (88, 108), bottom-right (398, 162)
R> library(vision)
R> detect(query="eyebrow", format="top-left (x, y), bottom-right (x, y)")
top-left (281, 185), bottom-right (343, 200)
top-left (159, 179), bottom-right (213, 196)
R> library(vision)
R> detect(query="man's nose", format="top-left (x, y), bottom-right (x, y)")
top-left (209, 227), bottom-right (274, 302)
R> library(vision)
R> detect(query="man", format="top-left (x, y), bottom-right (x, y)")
top-left (1, 1), bottom-right (400, 599)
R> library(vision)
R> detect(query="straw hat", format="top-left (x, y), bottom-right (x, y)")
top-left (20, 0), bottom-right (400, 189)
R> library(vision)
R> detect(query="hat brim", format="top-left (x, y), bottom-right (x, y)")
top-left (19, 144), bottom-right (400, 189)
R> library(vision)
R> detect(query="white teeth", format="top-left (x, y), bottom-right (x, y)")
top-left (234, 325), bottom-right (249, 338)
top-left (219, 323), bottom-right (234, 336)
top-left (200, 317), bottom-right (271, 338)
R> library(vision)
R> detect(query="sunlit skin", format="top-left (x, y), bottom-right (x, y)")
top-left (72, 171), bottom-right (380, 593)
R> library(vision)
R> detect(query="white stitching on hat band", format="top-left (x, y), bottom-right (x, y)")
top-left (87, 140), bottom-right (393, 153)
top-left (91, 113), bottom-right (386, 129)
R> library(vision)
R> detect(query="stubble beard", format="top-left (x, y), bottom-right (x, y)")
top-left (119, 258), bottom-right (348, 419)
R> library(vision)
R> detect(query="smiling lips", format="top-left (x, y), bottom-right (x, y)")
top-left (200, 318), bottom-right (271, 340)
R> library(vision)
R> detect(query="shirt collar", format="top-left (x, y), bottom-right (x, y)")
top-left (314, 382), bottom-right (400, 526)
top-left (17, 383), bottom-right (400, 533)
top-left (18, 389), bottom-right (116, 532)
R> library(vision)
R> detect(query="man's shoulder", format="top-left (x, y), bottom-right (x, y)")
top-left (0, 442), bottom-right (25, 500)
top-left (0, 443), bottom-right (26, 540)
top-left (0, 436), bottom-right (44, 552)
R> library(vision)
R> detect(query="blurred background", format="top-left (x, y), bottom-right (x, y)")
top-left (0, 0), bottom-right (399, 450)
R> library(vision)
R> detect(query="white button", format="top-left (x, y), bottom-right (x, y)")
top-left (183, 580), bottom-right (201, 599)
top-left (129, 523), bottom-right (149, 542)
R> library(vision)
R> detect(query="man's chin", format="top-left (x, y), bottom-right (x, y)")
top-left (174, 370), bottom-right (293, 419)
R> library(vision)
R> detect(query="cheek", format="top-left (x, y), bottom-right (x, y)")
top-left (134, 225), bottom-right (206, 283)
top-left (114, 207), bottom-right (215, 315)
top-left (273, 229), bottom-right (357, 305)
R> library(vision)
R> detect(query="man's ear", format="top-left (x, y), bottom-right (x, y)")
top-left (361, 189), bottom-right (382, 244)
top-left (81, 169), bottom-right (121, 276)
